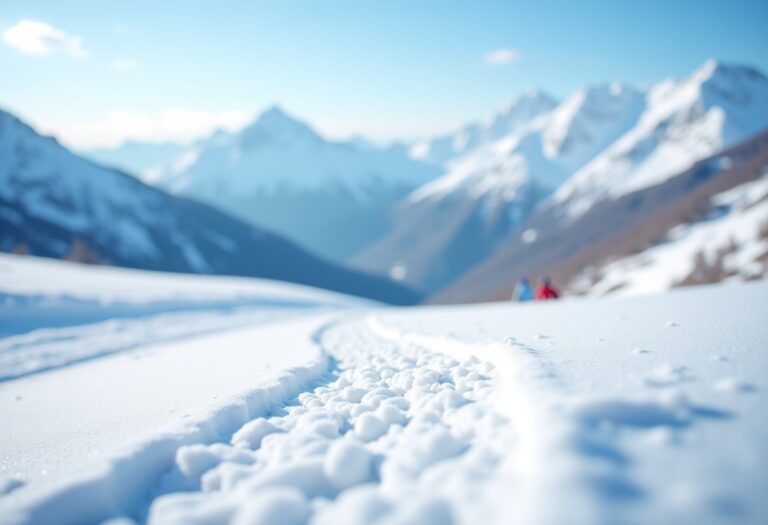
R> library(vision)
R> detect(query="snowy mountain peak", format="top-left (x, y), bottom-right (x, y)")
top-left (692, 59), bottom-right (766, 84)
top-left (497, 89), bottom-right (558, 115)
top-left (689, 60), bottom-right (768, 111)
top-left (409, 90), bottom-right (558, 167)
top-left (238, 105), bottom-right (319, 148)
top-left (487, 89), bottom-right (559, 137)
top-left (142, 105), bottom-right (440, 262)
top-left (254, 105), bottom-right (299, 126)
top-left (542, 82), bottom-right (645, 169)
top-left (550, 59), bottom-right (768, 219)
top-left (609, 81), bottom-right (625, 96)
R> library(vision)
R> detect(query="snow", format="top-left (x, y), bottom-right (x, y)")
top-left (0, 315), bottom-right (334, 499)
top-left (2, 252), bottom-right (767, 525)
top-left (323, 439), bottom-right (374, 489)
top-left (577, 173), bottom-right (768, 296)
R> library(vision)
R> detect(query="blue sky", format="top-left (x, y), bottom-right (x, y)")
top-left (2, 0), bottom-right (767, 148)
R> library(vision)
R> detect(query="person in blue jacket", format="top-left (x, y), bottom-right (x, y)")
top-left (513, 277), bottom-right (534, 302)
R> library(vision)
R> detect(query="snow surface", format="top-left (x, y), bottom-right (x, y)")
top-left (0, 253), bottom-right (357, 307)
top-left (576, 172), bottom-right (768, 296)
top-left (0, 254), bottom-right (362, 379)
top-left (0, 316), bottom-right (332, 495)
top-left (2, 253), bottom-right (766, 525)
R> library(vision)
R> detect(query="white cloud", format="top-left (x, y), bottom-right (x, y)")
top-left (110, 59), bottom-right (138, 72)
top-left (484, 48), bottom-right (522, 66)
top-left (3, 20), bottom-right (88, 58)
top-left (43, 108), bottom-right (251, 149)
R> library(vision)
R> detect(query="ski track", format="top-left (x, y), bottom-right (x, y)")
top-left (7, 312), bottom-right (740, 525)
top-left (138, 314), bottom-right (510, 525)
top-left (0, 308), bottom-right (315, 382)
top-left (139, 314), bottom-right (727, 525)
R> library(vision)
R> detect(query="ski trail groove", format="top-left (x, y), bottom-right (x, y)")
top-left (141, 315), bottom-right (516, 525)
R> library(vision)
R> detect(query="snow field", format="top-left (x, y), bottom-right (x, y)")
top-left (369, 282), bottom-right (768, 525)
top-left (374, 326), bottom-right (706, 524)
top-left (3, 280), bottom-right (765, 524)
top-left (0, 252), bottom-right (358, 313)
top-left (142, 317), bottom-right (513, 525)
top-left (1, 331), bottom-right (332, 525)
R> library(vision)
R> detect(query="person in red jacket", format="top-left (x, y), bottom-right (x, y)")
top-left (535, 276), bottom-right (560, 300)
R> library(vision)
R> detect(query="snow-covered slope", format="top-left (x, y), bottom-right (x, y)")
top-left (0, 109), bottom-right (421, 305)
top-left (3, 278), bottom-right (767, 525)
top-left (0, 252), bottom-right (360, 308)
top-left (147, 106), bottom-right (440, 262)
top-left (551, 60), bottom-right (768, 218)
top-left (576, 173), bottom-right (768, 296)
top-left (0, 251), bottom-right (363, 379)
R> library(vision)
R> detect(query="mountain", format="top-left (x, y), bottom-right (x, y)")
top-left (548, 60), bottom-right (768, 219)
top-left (409, 90), bottom-right (558, 167)
top-left (353, 60), bottom-right (768, 296)
top-left (353, 84), bottom-right (647, 293)
top-left (431, 129), bottom-right (768, 303)
top-left (0, 108), bottom-right (421, 305)
top-left (146, 106), bottom-right (441, 263)
top-left (82, 140), bottom-right (187, 178)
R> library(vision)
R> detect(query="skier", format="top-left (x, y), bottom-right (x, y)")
top-left (512, 277), bottom-right (534, 302)
top-left (535, 276), bottom-right (560, 300)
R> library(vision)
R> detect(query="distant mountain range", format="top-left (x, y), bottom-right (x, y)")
top-left (144, 106), bottom-right (440, 263)
top-left (0, 109), bottom-right (420, 305)
top-left (4, 59), bottom-right (766, 304)
top-left (352, 60), bottom-right (768, 296)
top-left (82, 141), bottom-right (188, 177)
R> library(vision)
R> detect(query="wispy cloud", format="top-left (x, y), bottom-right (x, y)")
top-left (42, 108), bottom-right (251, 149)
top-left (110, 59), bottom-right (138, 72)
top-left (484, 48), bottom-right (522, 66)
top-left (3, 20), bottom-right (88, 58)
